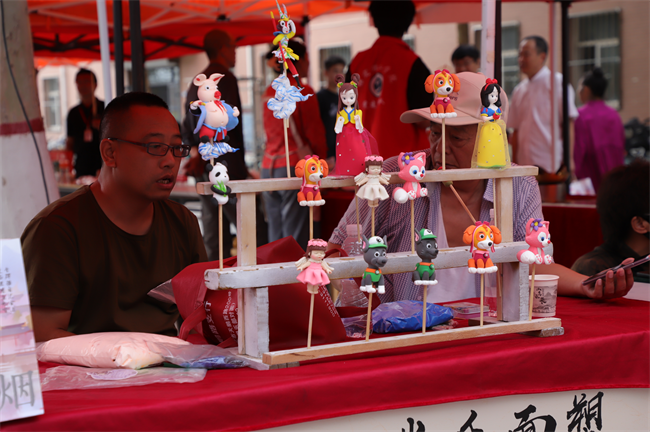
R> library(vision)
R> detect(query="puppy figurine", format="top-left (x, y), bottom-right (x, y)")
top-left (463, 221), bottom-right (502, 274)
top-left (360, 235), bottom-right (388, 294)
top-left (413, 228), bottom-right (439, 286)
top-left (295, 155), bottom-right (328, 206)
top-left (425, 69), bottom-right (461, 118)
top-left (517, 218), bottom-right (554, 265)
top-left (206, 161), bottom-right (231, 205)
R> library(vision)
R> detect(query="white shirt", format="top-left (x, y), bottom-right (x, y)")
top-left (508, 66), bottom-right (579, 173)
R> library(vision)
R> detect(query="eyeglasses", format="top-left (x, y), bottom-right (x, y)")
top-left (107, 138), bottom-right (191, 158)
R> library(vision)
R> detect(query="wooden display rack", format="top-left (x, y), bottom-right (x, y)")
top-left (196, 166), bottom-right (563, 368)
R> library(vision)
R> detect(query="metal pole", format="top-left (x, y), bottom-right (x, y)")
top-left (129, 0), bottom-right (145, 92)
top-left (494, 0), bottom-right (502, 83)
top-left (96, 0), bottom-right (112, 102)
top-left (113, 0), bottom-right (124, 96)
top-left (560, 0), bottom-right (571, 176)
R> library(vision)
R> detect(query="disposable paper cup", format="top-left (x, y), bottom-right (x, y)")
top-left (530, 274), bottom-right (559, 317)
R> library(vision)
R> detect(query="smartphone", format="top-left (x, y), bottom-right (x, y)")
top-left (581, 255), bottom-right (650, 286)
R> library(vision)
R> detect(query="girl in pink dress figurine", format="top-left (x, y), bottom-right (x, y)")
top-left (333, 73), bottom-right (378, 176)
top-left (295, 239), bottom-right (334, 294)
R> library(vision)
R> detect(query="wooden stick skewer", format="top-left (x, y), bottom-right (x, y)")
top-left (219, 205), bottom-right (224, 270)
top-left (355, 187), bottom-right (360, 242)
top-left (309, 207), bottom-right (313, 240)
top-left (449, 185), bottom-right (476, 224)
top-left (441, 117), bottom-right (446, 170)
top-left (410, 200), bottom-right (415, 254)
top-left (529, 263), bottom-right (536, 320)
top-left (371, 207), bottom-right (375, 237)
top-left (307, 291), bottom-right (315, 348)
top-left (480, 274), bottom-right (485, 327)
top-left (283, 118), bottom-right (291, 178)
top-left (422, 287), bottom-right (427, 333)
top-left (366, 293), bottom-right (373, 341)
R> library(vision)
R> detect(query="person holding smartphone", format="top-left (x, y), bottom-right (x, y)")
top-left (573, 160), bottom-right (650, 284)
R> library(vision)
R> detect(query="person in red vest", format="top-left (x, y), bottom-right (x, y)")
top-left (346, 0), bottom-right (431, 159)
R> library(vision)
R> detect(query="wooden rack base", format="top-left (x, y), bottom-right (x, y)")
top-left (262, 317), bottom-right (562, 366)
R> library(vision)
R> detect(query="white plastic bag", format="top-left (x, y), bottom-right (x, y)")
top-left (40, 365), bottom-right (207, 391)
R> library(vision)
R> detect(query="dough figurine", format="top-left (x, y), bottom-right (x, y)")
top-left (463, 221), bottom-right (502, 274)
top-left (472, 78), bottom-right (511, 169)
top-left (354, 156), bottom-right (391, 208)
top-left (393, 152), bottom-right (428, 204)
top-left (333, 73), bottom-right (377, 176)
top-left (206, 161), bottom-right (231, 205)
top-left (360, 235), bottom-right (388, 294)
top-left (266, 75), bottom-right (312, 120)
top-left (413, 228), bottom-right (439, 286)
top-left (190, 73), bottom-right (240, 160)
top-left (517, 218), bottom-right (553, 265)
top-left (425, 69), bottom-right (461, 118)
top-left (270, 1), bottom-right (302, 89)
top-left (295, 155), bottom-right (328, 207)
top-left (295, 239), bottom-right (334, 294)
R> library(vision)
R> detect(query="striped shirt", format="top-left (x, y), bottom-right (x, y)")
top-left (329, 148), bottom-right (543, 302)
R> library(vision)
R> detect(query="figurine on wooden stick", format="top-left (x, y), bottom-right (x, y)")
top-left (360, 235), bottom-right (388, 341)
top-left (295, 155), bottom-right (329, 239)
top-left (206, 161), bottom-right (231, 270)
top-left (393, 152), bottom-right (428, 252)
top-left (355, 156), bottom-right (390, 236)
top-left (463, 221), bottom-right (502, 326)
top-left (517, 218), bottom-right (553, 320)
top-left (295, 239), bottom-right (334, 348)
top-left (333, 73), bottom-right (377, 176)
top-left (190, 73), bottom-right (240, 164)
top-left (472, 78), bottom-right (511, 169)
top-left (425, 69), bottom-right (461, 171)
top-left (270, 0), bottom-right (302, 89)
top-left (413, 228), bottom-right (439, 333)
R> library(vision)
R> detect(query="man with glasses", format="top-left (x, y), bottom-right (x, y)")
top-left (328, 72), bottom-right (635, 303)
top-left (22, 92), bottom-right (208, 342)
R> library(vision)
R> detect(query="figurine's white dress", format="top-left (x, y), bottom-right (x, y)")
top-left (356, 173), bottom-right (390, 202)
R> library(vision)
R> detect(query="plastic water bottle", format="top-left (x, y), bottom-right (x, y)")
top-left (337, 224), bottom-right (368, 308)
top-left (341, 224), bottom-right (363, 256)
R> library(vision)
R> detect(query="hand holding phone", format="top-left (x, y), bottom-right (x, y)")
top-left (581, 255), bottom-right (650, 286)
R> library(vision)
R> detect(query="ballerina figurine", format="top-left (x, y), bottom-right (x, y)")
top-left (472, 78), bottom-right (511, 169)
top-left (295, 239), bottom-right (334, 294)
top-left (354, 156), bottom-right (391, 208)
top-left (333, 73), bottom-right (378, 176)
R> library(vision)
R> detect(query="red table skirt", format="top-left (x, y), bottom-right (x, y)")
top-left (5, 297), bottom-right (649, 432)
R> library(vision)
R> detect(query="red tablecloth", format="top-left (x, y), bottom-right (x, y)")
top-left (5, 297), bottom-right (649, 432)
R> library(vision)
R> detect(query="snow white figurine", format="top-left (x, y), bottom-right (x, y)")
top-left (333, 73), bottom-right (378, 176)
top-left (472, 78), bottom-right (511, 169)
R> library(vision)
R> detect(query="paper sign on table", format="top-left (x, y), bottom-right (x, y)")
top-left (0, 239), bottom-right (44, 423)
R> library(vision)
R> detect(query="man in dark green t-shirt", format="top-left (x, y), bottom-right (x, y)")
top-left (22, 92), bottom-right (208, 342)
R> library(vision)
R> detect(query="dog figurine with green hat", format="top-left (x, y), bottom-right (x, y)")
top-left (413, 228), bottom-right (439, 286)
top-left (360, 234), bottom-right (388, 294)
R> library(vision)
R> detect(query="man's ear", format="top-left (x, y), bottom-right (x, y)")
top-left (100, 138), bottom-right (117, 168)
top-left (631, 216), bottom-right (649, 235)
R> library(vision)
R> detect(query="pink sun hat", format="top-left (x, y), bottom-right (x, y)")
top-left (400, 72), bottom-right (509, 126)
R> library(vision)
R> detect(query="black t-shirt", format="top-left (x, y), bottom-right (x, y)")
top-left (316, 88), bottom-right (339, 158)
top-left (66, 99), bottom-right (104, 177)
top-left (21, 186), bottom-right (208, 336)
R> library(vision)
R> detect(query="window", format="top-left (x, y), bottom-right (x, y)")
top-left (318, 44), bottom-right (351, 89)
top-left (474, 24), bottom-right (520, 96)
top-left (403, 34), bottom-right (415, 51)
top-left (147, 63), bottom-right (181, 121)
top-left (569, 10), bottom-right (621, 108)
top-left (43, 78), bottom-right (61, 132)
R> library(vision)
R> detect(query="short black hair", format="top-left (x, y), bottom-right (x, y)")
top-left (582, 67), bottom-right (608, 99)
top-left (76, 68), bottom-right (97, 84)
top-left (597, 160), bottom-right (650, 245)
top-left (100, 92), bottom-right (169, 139)
top-left (369, 1), bottom-right (415, 37)
top-left (522, 35), bottom-right (548, 55)
top-left (324, 55), bottom-right (346, 71)
top-left (452, 45), bottom-right (480, 62)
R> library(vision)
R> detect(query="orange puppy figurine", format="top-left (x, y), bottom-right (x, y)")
top-left (463, 221), bottom-right (502, 274)
top-left (295, 155), bottom-right (328, 206)
top-left (425, 69), bottom-right (461, 119)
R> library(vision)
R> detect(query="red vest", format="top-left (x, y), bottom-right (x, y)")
top-left (349, 36), bottom-right (429, 159)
